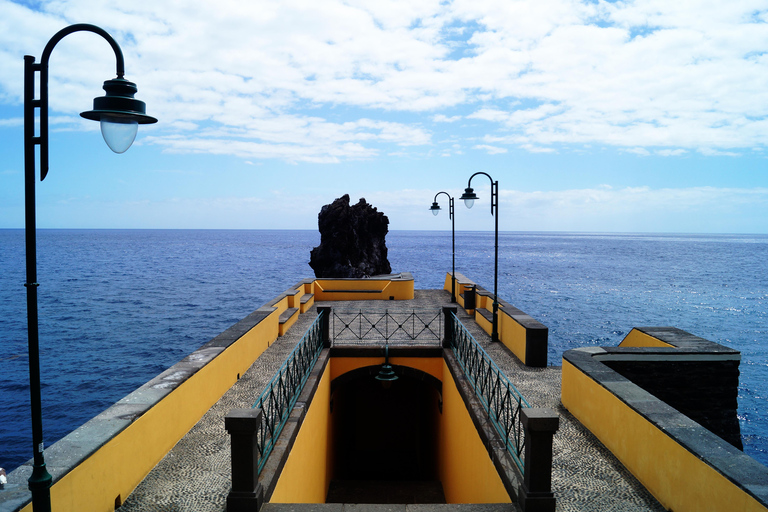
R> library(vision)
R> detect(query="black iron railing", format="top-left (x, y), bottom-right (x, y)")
top-left (252, 309), bottom-right (326, 473)
top-left (447, 311), bottom-right (530, 471)
top-left (331, 308), bottom-right (442, 345)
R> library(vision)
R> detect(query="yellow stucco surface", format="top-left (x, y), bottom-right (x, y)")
top-left (619, 329), bottom-right (675, 348)
top-left (270, 363), bottom-right (333, 503)
top-left (438, 360), bottom-right (511, 504)
top-left (32, 311), bottom-right (279, 512)
top-left (562, 358), bottom-right (766, 512)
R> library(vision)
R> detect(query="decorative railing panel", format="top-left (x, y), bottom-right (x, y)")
top-left (448, 311), bottom-right (530, 471)
top-left (252, 309), bottom-right (326, 473)
top-left (331, 308), bottom-right (442, 346)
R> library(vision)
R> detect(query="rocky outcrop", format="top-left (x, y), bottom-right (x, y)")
top-left (309, 194), bottom-right (392, 278)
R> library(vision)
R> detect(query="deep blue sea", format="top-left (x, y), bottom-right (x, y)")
top-left (1, 229), bottom-right (766, 472)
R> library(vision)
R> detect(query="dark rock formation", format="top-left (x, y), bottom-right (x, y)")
top-left (309, 194), bottom-right (392, 278)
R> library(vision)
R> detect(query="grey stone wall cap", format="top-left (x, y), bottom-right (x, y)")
top-left (225, 408), bottom-right (262, 431)
top-left (563, 338), bottom-right (768, 507)
top-left (633, 327), bottom-right (740, 354)
top-left (521, 408), bottom-right (560, 432)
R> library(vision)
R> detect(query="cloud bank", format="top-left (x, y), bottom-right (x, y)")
top-left (1, 0), bottom-right (767, 163)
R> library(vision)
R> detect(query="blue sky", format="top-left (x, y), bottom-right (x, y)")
top-left (1, 0), bottom-right (768, 232)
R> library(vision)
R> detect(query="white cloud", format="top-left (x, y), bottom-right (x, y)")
top-left (473, 144), bottom-right (508, 154)
top-left (1, 0), bottom-right (768, 161)
top-left (656, 149), bottom-right (687, 157)
top-left (433, 114), bottom-right (462, 123)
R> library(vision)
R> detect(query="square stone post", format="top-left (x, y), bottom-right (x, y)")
top-left (443, 306), bottom-right (457, 348)
top-left (317, 306), bottom-right (332, 348)
top-left (225, 408), bottom-right (264, 512)
top-left (519, 407), bottom-right (560, 512)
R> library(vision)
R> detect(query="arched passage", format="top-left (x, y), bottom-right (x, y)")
top-left (328, 364), bottom-right (444, 503)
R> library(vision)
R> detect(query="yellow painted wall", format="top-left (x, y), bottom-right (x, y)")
top-left (267, 355), bottom-right (510, 506)
top-left (25, 310), bottom-right (280, 512)
top-left (497, 311), bottom-right (527, 364)
top-left (329, 356), bottom-right (444, 383)
top-left (619, 329), bottom-right (675, 348)
top-left (439, 360), bottom-right (511, 504)
top-left (314, 277), bottom-right (414, 301)
top-left (474, 305), bottom-right (528, 366)
top-left (278, 308), bottom-right (299, 336)
top-left (270, 363), bottom-right (333, 503)
top-left (443, 272), bottom-right (454, 292)
top-left (562, 359), bottom-right (767, 512)
top-left (296, 281), bottom-right (316, 313)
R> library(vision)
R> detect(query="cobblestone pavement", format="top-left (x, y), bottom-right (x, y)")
top-left (121, 290), bottom-right (665, 512)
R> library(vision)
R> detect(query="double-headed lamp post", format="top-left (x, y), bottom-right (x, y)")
top-left (459, 172), bottom-right (500, 343)
top-left (429, 192), bottom-right (456, 303)
top-left (24, 24), bottom-right (156, 512)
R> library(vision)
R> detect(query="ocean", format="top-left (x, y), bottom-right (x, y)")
top-left (1, 229), bottom-right (766, 472)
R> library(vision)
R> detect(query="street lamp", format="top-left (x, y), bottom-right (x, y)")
top-left (429, 192), bottom-right (456, 303)
top-left (459, 172), bottom-right (500, 343)
top-left (23, 24), bottom-right (156, 512)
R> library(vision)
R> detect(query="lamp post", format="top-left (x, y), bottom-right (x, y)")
top-left (459, 172), bottom-right (499, 343)
top-left (429, 192), bottom-right (456, 303)
top-left (23, 24), bottom-right (156, 511)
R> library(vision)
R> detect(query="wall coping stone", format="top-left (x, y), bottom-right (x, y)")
top-left (563, 335), bottom-right (768, 508)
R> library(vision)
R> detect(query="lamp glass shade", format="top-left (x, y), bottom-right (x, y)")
top-left (460, 187), bottom-right (478, 209)
top-left (100, 115), bottom-right (138, 153)
top-left (430, 202), bottom-right (441, 216)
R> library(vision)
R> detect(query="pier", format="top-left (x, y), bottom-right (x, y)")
top-left (118, 289), bottom-right (660, 511)
top-left (2, 274), bottom-right (766, 512)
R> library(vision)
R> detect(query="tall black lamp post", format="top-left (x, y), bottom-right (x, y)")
top-left (23, 24), bottom-right (156, 511)
top-left (429, 192), bottom-right (456, 303)
top-left (459, 172), bottom-right (499, 343)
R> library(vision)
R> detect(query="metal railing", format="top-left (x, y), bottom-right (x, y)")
top-left (447, 311), bottom-right (530, 471)
top-left (251, 309), bottom-right (326, 473)
top-left (331, 308), bottom-right (442, 346)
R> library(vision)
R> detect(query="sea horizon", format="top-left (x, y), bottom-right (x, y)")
top-left (2, 229), bottom-right (766, 472)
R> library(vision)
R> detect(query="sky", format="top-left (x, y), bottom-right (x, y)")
top-left (1, 0), bottom-right (768, 233)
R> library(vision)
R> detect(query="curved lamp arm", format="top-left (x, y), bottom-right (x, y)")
top-left (26, 23), bottom-right (156, 180)
top-left (430, 191), bottom-right (454, 219)
top-left (460, 171), bottom-right (497, 215)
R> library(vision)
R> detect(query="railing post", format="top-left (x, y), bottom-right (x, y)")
top-left (442, 306), bottom-right (457, 348)
top-left (225, 408), bottom-right (264, 512)
top-left (519, 408), bottom-right (560, 512)
top-left (317, 306), bottom-right (331, 348)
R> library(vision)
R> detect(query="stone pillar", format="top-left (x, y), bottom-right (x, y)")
top-left (443, 306), bottom-right (457, 348)
top-left (317, 306), bottom-right (332, 348)
top-left (519, 408), bottom-right (560, 512)
top-left (225, 408), bottom-right (264, 512)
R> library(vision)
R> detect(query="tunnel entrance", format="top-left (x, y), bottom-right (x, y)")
top-left (327, 367), bottom-right (444, 503)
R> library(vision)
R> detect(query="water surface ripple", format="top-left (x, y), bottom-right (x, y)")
top-left (1, 229), bottom-right (765, 471)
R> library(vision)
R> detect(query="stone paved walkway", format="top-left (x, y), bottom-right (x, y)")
top-left (121, 290), bottom-right (665, 512)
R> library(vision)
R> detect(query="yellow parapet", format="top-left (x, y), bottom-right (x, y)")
top-left (444, 272), bottom-right (548, 367)
top-left (270, 363), bottom-right (333, 503)
top-left (313, 272), bottom-right (414, 301)
top-left (439, 359), bottom-right (511, 504)
top-left (619, 328), bottom-right (675, 348)
top-left (562, 349), bottom-right (767, 512)
top-left (18, 308), bottom-right (280, 512)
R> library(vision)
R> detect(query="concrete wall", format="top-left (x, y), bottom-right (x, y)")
top-left (438, 359), bottom-right (512, 504)
top-left (444, 272), bottom-right (548, 367)
top-left (1, 274), bottom-right (413, 512)
top-left (562, 328), bottom-right (768, 512)
top-left (267, 353), bottom-right (511, 504)
top-left (313, 273), bottom-right (414, 301)
top-left (3, 307), bottom-right (279, 512)
top-left (269, 362), bottom-right (333, 503)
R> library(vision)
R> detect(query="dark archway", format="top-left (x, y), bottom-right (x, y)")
top-left (328, 365), bottom-right (444, 503)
